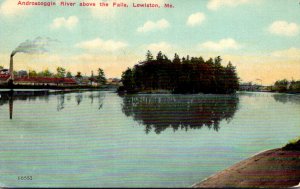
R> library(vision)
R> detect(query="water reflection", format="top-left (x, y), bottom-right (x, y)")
top-left (0, 90), bottom-right (105, 119)
top-left (57, 95), bottom-right (65, 111)
top-left (273, 94), bottom-right (300, 104)
top-left (120, 94), bottom-right (239, 134)
top-left (76, 93), bottom-right (83, 105)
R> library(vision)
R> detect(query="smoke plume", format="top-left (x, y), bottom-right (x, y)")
top-left (11, 37), bottom-right (58, 57)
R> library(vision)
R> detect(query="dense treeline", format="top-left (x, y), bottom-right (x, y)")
top-left (272, 79), bottom-right (300, 93)
top-left (120, 51), bottom-right (239, 94)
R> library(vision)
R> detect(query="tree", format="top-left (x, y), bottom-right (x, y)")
top-left (38, 69), bottom-right (53, 77)
top-left (274, 79), bottom-right (289, 92)
top-left (121, 68), bottom-right (135, 90)
top-left (225, 61), bottom-right (239, 93)
top-left (290, 81), bottom-right (300, 92)
top-left (75, 72), bottom-right (83, 84)
top-left (156, 51), bottom-right (163, 61)
top-left (56, 67), bottom-right (66, 78)
top-left (163, 55), bottom-right (169, 60)
top-left (97, 68), bottom-right (106, 85)
top-left (75, 72), bottom-right (82, 78)
top-left (66, 71), bottom-right (72, 78)
top-left (214, 56), bottom-right (222, 67)
top-left (29, 70), bottom-right (37, 77)
top-left (44, 69), bottom-right (53, 77)
top-left (146, 50), bottom-right (154, 61)
top-left (0, 65), bottom-right (3, 69)
top-left (173, 53), bottom-right (181, 64)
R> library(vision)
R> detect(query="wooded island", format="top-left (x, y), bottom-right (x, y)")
top-left (119, 51), bottom-right (239, 94)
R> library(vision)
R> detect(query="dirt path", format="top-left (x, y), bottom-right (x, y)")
top-left (193, 149), bottom-right (300, 188)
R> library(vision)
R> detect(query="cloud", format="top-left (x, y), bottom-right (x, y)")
top-left (187, 12), bottom-right (205, 27)
top-left (50, 16), bottom-right (79, 30)
top-left (268, 21), bottom-right (299, 37)
top-left (0, 0), bottom-right (31, 16)
top-left (271, 48), bottom-right (300, 60)
top-left (137, 19), bottom-right (170, 33)
top-left (145, 42), bottom-right (172, 53)
top-left (198, 38), bottom-right (241, 51)
top-left (207, 0), bottom-right (250, 10)
top-left (75, 38), bottom-right (128, 52)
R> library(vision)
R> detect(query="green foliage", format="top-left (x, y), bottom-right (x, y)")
top-left (37, 69), bottom-right (53, 77)
top-left (75, 72), bottom-right (82, 78)
top-left (0, 65), bottom-right (3, 69)
top-left (272, 79), bottom-right (300, 93)
top-left (289, 80), bottom-right (300, 93)
top-left (156, 51), bottom-right (163, 61)
top-left (120, 51), bottom-right (239, 94)
top-left (29, 70), bottom-right (37, 77)
top-left (283, 137), bottom-right (300, 151)
top-left (66, 71), bottom-right (72, 78)
top-left (56, 67), bottom-right (66, 78)
top-left (146, 50), bottom-right (154, 61)
top-left (97, 68), bottom-right (107, 85)
top-left (273, 79), bottom-right (289, 92)
top-left (121, 68), bottom-right (135, 91)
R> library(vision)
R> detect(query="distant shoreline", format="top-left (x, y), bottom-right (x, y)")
top-left (0, 84), bottom-right (118, 91)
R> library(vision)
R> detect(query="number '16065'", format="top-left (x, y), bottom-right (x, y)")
top-left (18, 176), bottom-right (32, 180)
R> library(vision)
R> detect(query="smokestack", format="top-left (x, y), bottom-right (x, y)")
top-left (9, 53), bottom-right (14, 81)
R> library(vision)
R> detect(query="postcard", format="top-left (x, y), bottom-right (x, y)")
top-left (0, 0), bottom-right (300, 188)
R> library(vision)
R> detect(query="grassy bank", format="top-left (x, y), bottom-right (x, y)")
top-left (283, 137), bottom-right (300, 151)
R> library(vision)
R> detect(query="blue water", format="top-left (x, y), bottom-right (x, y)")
top-left (0, 91), bottom-right (299, 187)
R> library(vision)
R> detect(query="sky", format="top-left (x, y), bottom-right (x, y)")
top-left (0, 0), bottom-right (299, 85)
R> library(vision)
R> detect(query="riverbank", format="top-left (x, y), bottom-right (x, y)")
top-left (193, 146), bottom-right (300, 188)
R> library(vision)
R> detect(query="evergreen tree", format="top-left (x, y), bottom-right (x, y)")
top-left (75, 72), bottom-right (82, 78)
top-left (146, 50), bottom-right (154, 61)
top-left (121, 68), bottom-right (135, 90)
top-left (156, 51), bottom-right (163, 61)
top-left (173, 53), bottom-right (181, 64)
top-left (66, 71), bottom-right (72, 78)
top-left (97, 68), bottom-right (107, 85)
top-left (225, 61), bottom-right (239, 93)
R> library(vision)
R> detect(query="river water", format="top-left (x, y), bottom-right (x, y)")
top-left (0, 90), bottom-right (299, 187)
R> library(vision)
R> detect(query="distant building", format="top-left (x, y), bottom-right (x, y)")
top-left (18, 70), bottom-right (28, 77)
top-left (239, 82), bottom-right (261, 91)
top-left (107, 78), bottom-right (121, 85)
top-left (75, 76), bottom-right (90, 85)
top-left (0, 68), bottom-right (9, 75)
top-left (0, 69), bottom-right (10, 84)
top-left (14, 77), bottom-right (77, 86)
top-left (89, 77), bottom-right (99, 87)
